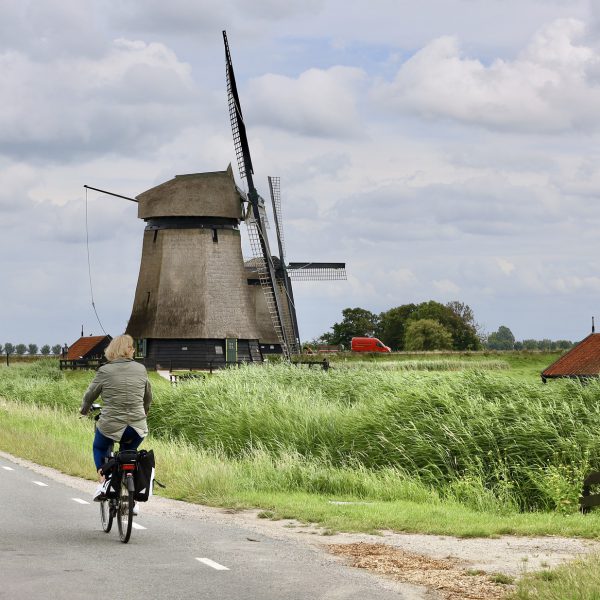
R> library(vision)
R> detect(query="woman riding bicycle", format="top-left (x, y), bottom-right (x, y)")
top-left (80, 334), bottom-right (152, 501)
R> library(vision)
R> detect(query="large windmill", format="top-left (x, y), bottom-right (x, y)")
top-left (223, 31), bottom-right (346, 359)
top-left (88, 32), bottom-right (344, 370)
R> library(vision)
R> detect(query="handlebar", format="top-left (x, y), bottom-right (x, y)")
top-left (88, 403), bottom-right (102, 421)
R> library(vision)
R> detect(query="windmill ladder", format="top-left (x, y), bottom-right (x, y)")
top-left (246, 217), bottom-right (291, 359)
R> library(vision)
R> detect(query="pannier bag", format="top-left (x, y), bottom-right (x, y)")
top-left (100, 458), bottom-right (120, 499)
top-left (134, 449), bottom-right (155, 502)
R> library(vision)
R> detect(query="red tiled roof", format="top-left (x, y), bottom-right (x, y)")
top-left (67, 336), bottom-right (110, 361)
top-left (542, 334), bottom-right (600, 377)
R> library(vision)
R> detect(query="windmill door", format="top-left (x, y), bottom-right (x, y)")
top-left (225, 338), bottom-right (238, 364)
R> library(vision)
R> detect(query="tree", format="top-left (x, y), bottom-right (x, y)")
top-left (486, 326), bottom-right (515, 350)
top-left (51, 344), bottom-right (62, 355)
top-left (555, 340), bottom-right (573, 350)
top-left (4, 343), bottom-right (15, 355)
top-left (537, 339), bottom-right (553, 351)
top-left (40, 345), bottom-right (51, 355)
top-left (522, 339), bottom-right (538, 350)
top-left (15, 344), bottom-right (27, 355)
top-left (320, 307), bottom-right (380, 347)
top-left (28, 344), bottom-right (38, 356)
top-left (404, 319), bottom-right (453, 351)
top-left (377, 304), bottom-right (417, 350)
top-left (446, 300), bottom-right (485, 344)
top-left (409, 301), bottom-right (481, 350)
top-left (446, 301), bottom-right (475, 327)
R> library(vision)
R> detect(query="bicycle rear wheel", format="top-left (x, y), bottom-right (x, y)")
top-left (117, 475), bottom-right (134, 543)
top-left (100, 499), bottom-right (113, 532)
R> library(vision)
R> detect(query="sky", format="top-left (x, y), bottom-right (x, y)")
top-left (2, 0), bottom-right (600, 346)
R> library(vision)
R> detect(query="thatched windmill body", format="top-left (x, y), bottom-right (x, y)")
top-left (125, 167), bottom-right (263, 369)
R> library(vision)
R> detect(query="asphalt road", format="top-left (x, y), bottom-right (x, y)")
top-left (0, 455), bottom-right (416, 600)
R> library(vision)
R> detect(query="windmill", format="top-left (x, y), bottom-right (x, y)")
top-left (223, 31), bottom-right (346, 359)
top-left (85, 32), bottom-right (345, 370)
top-left (123, 166), bottom-right (265, 369)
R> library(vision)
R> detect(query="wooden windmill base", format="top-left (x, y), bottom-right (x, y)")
top-left (142, 338), bottom-right (263, 371)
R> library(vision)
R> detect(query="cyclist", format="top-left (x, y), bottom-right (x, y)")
top-left (80, 334), bottom-right (152, 502)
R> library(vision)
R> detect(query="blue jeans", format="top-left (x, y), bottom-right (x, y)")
top-left (93, 426), bottom-right (144, 470)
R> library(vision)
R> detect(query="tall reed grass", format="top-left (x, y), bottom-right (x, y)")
top-left (334, 359), bottom-right (509, 371)
top-left (1, 360), bottom-right (597, 513)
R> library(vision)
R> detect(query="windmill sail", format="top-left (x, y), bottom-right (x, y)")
top-left (223, 30), bottom-right (294, 358)
top-left (268, 176), bottom-right (300, 352)
top-left (287, 262), bottom-right (347, 281)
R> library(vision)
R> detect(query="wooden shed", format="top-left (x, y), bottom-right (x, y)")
top-left (59, 335), bottom-right (111, 370)
top-left (541, 334), bottom-right (600, 382)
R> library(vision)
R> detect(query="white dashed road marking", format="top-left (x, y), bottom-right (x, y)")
top-left (32, 481), bottom-right (48, 487)
top-left (72, 498), bottom-right (90, 505)
top-left (132, 522), bottom-right (146, 530)
top-left (2, 466), bottom-right (14, 471)
top-left (195, 558), bottom-right (229, 571)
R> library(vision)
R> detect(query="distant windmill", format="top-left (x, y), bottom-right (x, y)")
top-left (223, 31), bottom-right (346, 358)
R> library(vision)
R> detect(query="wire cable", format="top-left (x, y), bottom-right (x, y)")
top-left (85, 187), bottom-right (108, 336)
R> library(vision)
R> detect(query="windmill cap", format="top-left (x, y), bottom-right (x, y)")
top-left (136, 165), bottom-right (243, 220)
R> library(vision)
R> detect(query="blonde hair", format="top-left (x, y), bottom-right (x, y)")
top-left (105, 334), bottom-right (135, 361)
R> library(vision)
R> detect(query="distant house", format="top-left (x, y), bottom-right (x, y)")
top-left (59, 335), bottom-right (111, 370)
top-left (541, 334), bottom-right (600, 382)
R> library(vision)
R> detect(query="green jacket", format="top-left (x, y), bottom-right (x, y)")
top-left (80, 358), bottom-right (152, 440)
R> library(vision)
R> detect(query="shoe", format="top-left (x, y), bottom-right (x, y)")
top-left (132, 503), bottom-right (139, 516)
top-left (93, 480), bottom-right (109, 502)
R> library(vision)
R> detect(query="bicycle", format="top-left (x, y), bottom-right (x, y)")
top-left (90, 404), bottom-right (137, 543)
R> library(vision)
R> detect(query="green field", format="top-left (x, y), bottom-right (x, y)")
top-left (1, 352), bottom-right (598, 518)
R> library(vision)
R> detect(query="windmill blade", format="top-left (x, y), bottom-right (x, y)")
top-left (266, 176), bottom-right (301, 350)
top-left (268, 176), bottom-right (286, 263)
top-left (287, 262), bottom-right (347, 281)
top-left (224, 31), bottom-right (253, 181)
top-left (223, 31), bottom-right (296, 358)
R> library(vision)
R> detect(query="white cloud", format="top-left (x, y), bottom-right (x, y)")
top-left (0, 0), bottom-right (107, 58)
top-left (496, 258), bottom-right (515, 275)
top-left (433, 278), bottom-right (460, 294)
top-left (375, 18), bottom-right (600, 133)
top-left (246, 66), bottom-right (366, 138)
top-left (109, 0), bottom-right (326, 36)
top-left (551, 275), bottom-right (600, 293)
top-left (0, 162), bottom-right (38, 212)
top-left (0, 38), bottom-right (201, 161)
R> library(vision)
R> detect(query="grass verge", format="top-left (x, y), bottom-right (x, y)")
top-left (3, 398), bottom-right (600, 538)
top-left (507, 553), bottom-right (600, 599)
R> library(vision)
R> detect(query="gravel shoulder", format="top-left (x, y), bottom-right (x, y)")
top-left (3, 449), bottom-right (599, 599)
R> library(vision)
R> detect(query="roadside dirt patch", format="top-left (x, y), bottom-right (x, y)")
top-left (328, 542), bottom-right (512, 600)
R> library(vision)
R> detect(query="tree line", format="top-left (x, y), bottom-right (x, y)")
top-left (316, 302), bottom-right (574, 352)
top-left (318, 301), bottom-right (482, 351)
top-left (485, 326), bottom-right (573, 351)
top-left (2, 343), bottom-right (65, 356)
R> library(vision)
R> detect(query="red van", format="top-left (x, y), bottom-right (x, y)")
top-left (351, 337), bottom-right (391, 353)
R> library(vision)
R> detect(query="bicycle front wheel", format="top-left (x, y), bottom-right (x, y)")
top-left (117, 475), bottom-right (134, 543)
top-left (100, 498), bottom-right (113, 533)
